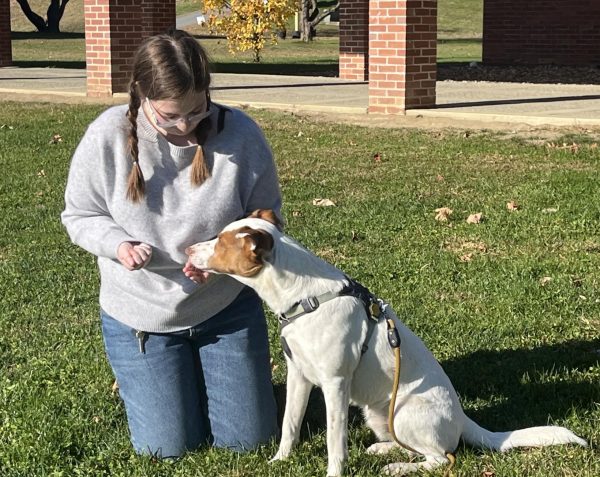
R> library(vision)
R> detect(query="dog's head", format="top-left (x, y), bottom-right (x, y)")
top-left (185, 209), bottom-right (281, 277)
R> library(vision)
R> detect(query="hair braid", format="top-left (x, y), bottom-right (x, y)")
top-left (191, 114), bottom-right (212, 186)
top-left (128, 30), bottom-right (213, 197)
top-left (126, 82), bottom-right (145, 202)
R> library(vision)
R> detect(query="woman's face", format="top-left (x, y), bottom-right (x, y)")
top-left (144, 90), bottom-right (210, 136)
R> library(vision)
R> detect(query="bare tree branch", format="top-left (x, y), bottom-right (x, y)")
top-left (15, 0), bottom-right (47, 32)
top-left (15, 0), bottom-right (71, 33)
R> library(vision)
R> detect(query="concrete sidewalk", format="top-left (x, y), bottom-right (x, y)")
top-left (0, 66), bottom-right (599, 128)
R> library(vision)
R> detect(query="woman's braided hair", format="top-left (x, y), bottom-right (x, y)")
top-left (126, 29), bottom-right (212, 202)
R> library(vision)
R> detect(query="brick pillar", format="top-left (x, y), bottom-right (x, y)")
top-left (84, 0), bottom-right (176, 97)
top-left (0, 0), bottom-right (12, 67)
top-left (368, 0), bottom-right (437, 114)
top-left (84, 0), bottom-right (143, 97)
top-left (142, 0), bottom-right (176, 37)
top-left (339, 0), bottom-right (369, 81)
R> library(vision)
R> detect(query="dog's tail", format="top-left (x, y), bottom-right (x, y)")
top-left (461, 416), bottom-right (587, 452)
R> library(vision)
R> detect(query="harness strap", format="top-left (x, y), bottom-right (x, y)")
top-left (279, 290), bottom-right (339, 324)
top-left (278, 277), bottom-right (381, 354)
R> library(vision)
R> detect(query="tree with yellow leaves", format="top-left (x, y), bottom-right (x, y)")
top-left (203, 0), bottom-right (297, 63)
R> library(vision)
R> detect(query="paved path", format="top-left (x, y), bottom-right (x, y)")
top-left (0, 66), bottom-right (599, 128)
top-left (176, 11), bottom-right (202, 28)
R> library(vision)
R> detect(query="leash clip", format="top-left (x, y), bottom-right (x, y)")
top-left (386, 320), bottom-right (401, 349)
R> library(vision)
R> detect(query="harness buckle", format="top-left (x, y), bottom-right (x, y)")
top-left (369, 301), bottom-right (381, 318)
top-left (301, 296), bottom-right (320, 313)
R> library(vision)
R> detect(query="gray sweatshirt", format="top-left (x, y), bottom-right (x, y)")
top-left (62, 103), bottom-right (281, 332)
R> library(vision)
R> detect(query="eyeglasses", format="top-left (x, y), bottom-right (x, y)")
top-left (144, 97), bottom-right (212, 128)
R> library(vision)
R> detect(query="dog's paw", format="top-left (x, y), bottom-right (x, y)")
top-left (269, 450), bottom-right (289, 464)
top-left (367, 441), bottom-right (398, 455)
top-left (382, 462), bottom-right (415, 476)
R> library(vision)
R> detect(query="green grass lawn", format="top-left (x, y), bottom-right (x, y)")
top-left (0, 102), bottom-right (598, 476)
top-left (9, 0), bottom-right (483, 71)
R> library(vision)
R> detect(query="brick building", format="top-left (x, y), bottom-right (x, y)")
top-left (1, 1), bottom-right (599, 114)
top-left (483, 0), bottom-right (600, 66)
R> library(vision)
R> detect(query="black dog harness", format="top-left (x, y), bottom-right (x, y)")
top-left (278, 277), bottom-right (394, 357)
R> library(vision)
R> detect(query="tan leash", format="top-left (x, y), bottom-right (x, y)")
top-left (385, 317), bottom-right (456, 477)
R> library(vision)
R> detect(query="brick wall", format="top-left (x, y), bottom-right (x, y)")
top-left (339, 0), bottom-right (369, 81)
top-left (142, 0), bottom-right (176, 37)
top-left (84, 0), bottom-right (175, 98)
top-left (369, 0), bottom-right (437, 114)
top-left (0, 0), bottom-right (12, 67)
top-left (483, 0), bottom-right (600, 65)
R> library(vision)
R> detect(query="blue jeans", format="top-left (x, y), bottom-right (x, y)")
top-left (101, 287), bottom-right (279, 458)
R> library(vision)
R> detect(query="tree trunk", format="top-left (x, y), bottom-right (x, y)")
top-left (301, 0), bottom-right (311, 42)
top-left (300, 0), bottom-right (340, 42)
top-left (46, 0), bottom-right (70, 34)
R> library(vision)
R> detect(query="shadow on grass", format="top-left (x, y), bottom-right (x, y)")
top-left (438, 38), bottom-right (482, 44)
top-left (11, 31), bottom-right (86, 40)
top-left (12, 60), bottom-right (86, 69)
top-left (444, 338), bottom-right (599, 431)
top-left (273, 385), bottom-right (364, 441)
top-left (273, 339), bottom-right (599, 442)
top-left (211, 62), bottom-right (339, 77)
top-left (9, 60), bottom-right (338, 77)
top-left (438, 62), bottom-right (600, 85)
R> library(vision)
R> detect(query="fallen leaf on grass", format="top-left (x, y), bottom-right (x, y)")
top-left (435, 207), bottom-right (453, 222)
top-left (506, 201), bottom-right (519, 212)
top-left (37, 170), bottom-right (46, 177)
top-left (539, 276), bottom-right (553, 286)
top-left (49, 134), bottom-right (63, 144)
top-left (542, 207), bottom-right (559, 213)
top-left (312, 198), bottom-right (336, 207)
top-left (373, 152), bottom-right (382, 163)
top-left (466, 213), bottom-right (483, 224)
top-left (546, 142), bottom-right (580, 153)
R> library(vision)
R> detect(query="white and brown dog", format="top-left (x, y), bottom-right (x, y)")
top-left (185, 210), bottom-right (586, 476)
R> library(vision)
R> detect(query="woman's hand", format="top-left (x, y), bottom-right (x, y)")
top-left (183, 260), bottom-right (211, 284)
top-left (117, 241), bottom-right (152, 270)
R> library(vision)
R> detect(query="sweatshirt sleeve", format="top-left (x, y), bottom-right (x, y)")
top-left (61, 127), bottom-right (136, 260)
top-left (244, 125), bottom-right (283, 221)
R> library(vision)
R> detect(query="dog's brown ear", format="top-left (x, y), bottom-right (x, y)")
top-left (237, 227), bottom-right (274, 276)
top-left (244, 228), bottom-right (274, 259)
top-left (248, 209), bottom-right (283, 230)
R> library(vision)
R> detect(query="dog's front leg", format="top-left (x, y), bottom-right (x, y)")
top-left (271, 359), bottom-right (313, 462)
top-left (322, 377), bottom-right (351, 477)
